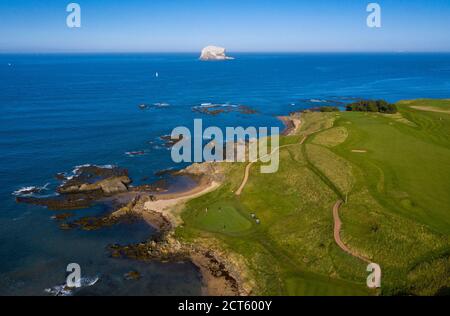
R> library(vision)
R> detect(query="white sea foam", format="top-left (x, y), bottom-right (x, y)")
top-left (125, 151), bottom-right (147, 157)
top-left (12, 183), bottom-right (50, 196)
top-left (153, 102), bottom-right (170, 107)
top-left (195, 103), bottom-right (239, 109)
top-left (44, 276), bottom-right (100, 296)
top-left (12, 186), bottom-right (38, 196)
top-left (72, 164), bottom-right (115, 175)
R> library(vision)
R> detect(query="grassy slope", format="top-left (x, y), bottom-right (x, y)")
top-left (176, 100), bottom-right (450, 296)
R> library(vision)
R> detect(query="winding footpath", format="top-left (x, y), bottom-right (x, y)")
top-left (234, 128), bottom-right (370, 264)
top-left (235, 135), bottom-right (307, 196)
top-left (333, 200), bottom-right (371, 263)
top-left (235, 119), bottom-right (371, 265)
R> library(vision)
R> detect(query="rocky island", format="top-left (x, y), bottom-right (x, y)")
top-left (199, 45), bottom-right (234, 61)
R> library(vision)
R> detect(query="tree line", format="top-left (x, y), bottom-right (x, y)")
top-left (345, 99), bottom-right (398, 114)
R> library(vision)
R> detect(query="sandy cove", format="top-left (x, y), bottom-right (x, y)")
top-left (143, 178), bottom-right (221, 226)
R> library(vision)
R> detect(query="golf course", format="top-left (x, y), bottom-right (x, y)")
top-left (175, 99), bottom-right (450, 296)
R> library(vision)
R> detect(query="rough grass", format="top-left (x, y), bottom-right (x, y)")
top-left (312, 126), bottom-right (349, 147)
top-left (305, 143), bottom-right (354, 195)
top-left (297, 112), bottom-right (336, 136)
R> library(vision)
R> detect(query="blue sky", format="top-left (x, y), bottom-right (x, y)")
top-left (1, 0), bottom-right (450, 52)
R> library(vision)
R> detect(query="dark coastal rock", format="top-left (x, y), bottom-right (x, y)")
top-left (52, 213), bottom-right (74, 221)
top-left (124, 270), bottom-right (141, 281)
top-left (143, 209), bottom-right (172, 233)
top-left (108, 238), bottom-right (187, 262)
top-left (159, 134), bottom-right (184, 148)
top-left (53, 195), bottom-right (167, 233)
top-left (58, 165), bottom-right (131, 195)
top-left (203, 251), bottom-right (238, 285)
top-left (61, 211), bottom-right (143, 231)
top-left (59, 223), bottom-right (76, 230)
top-left (55, 173), bottom-right (67, 181)
top-left (116, 195), bottom-right (171, 233)
top-left (17, 165), bottom-right (131, 210)
top-left (108, 236), bottom-right (242, 296)
top-left (237, 105), bottom-right (258, 115)
top-left (279, 116), bottom-right (295, 136)
top-left (131, 179), bottom-right (168, 193)
top-left (16, 192), bottom-right (101, 210)
top-left (191, 104), bottom-right (258, 116)
top-left (154, 168), bottom-right (178, 177)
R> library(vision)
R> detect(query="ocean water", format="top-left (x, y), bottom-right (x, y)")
top-left (0, 53), bottom-right (449, 295)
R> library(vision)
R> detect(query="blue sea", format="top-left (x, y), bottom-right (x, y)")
top-left (0, 53), bottom-right (449, 295)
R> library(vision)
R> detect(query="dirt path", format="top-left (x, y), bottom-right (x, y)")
top-left (234, 121), bottom-right (370, 265)
top-left (235, 135), bottom-right (307, 196)
top-left (333, 200), bottom-right (370, 263)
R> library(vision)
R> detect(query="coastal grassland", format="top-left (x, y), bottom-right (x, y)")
top-left (333, 101), bottom-right (450, 233)
top-left (177, 146), bottom-right (370, 295)
top-left (177, 122), bottom-right (370, 295)
top-left (176, 99), bottom-right (449, 295)
top-left (328, 99), bottom-right (450, 295)
top-left (297, 111), bottom-right (336, 137)
top-left (311, 126), bottom-right (349, 147)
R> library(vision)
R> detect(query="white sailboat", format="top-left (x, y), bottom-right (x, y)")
top-left (155, 72), bottom-right (159, 78)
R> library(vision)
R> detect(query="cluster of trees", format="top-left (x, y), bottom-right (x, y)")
top-left (346, 99), bottom-right (397, 114)
top-left (319, 106), bottom-right (340, 112)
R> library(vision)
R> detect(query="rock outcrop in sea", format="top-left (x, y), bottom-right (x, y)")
top-left (199, 46), bottom-right (234, 61)
top-left (15, 161), bottom-right (250, 295)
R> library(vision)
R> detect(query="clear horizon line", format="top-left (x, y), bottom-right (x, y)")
top-left (2, 50), bottom-right (450, 55)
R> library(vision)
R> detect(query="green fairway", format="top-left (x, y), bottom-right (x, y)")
top-left (176, 99), bottom-right (450, 296)
top-left (333, 106), bottom-right (450, 234)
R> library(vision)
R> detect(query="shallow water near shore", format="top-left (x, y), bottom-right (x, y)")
top-left (1, 53), bottom-right (450, 295)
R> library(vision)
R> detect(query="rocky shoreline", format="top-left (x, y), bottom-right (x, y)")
top-left (278, 112), bottom-right (302, 136)
top-left (109, 193), bottom-right (251, 295)
top-left (15, 162), bottom-right (250, 296)
top-left (14, 113), bottom-right (303, 296)
top-left (14, 113), bottom-right (302, 296)
top-left (110, 165), bottom-right (251, 295)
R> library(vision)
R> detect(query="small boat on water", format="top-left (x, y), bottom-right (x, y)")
top-left (155, 72), bottom-right (159, 78)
